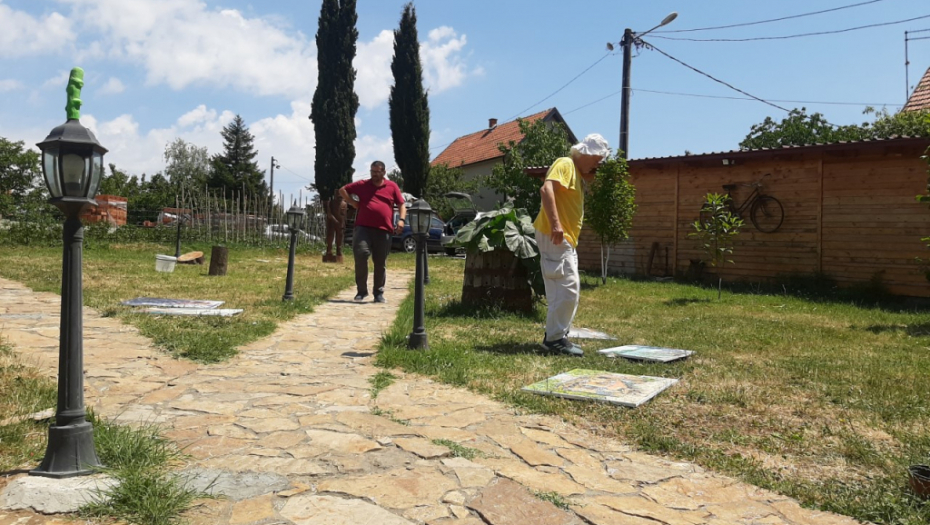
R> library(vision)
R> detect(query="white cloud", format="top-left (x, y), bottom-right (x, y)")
top-left (355, 30), bottom-right (395, 110)
top-left (99, 77), bottom-right (124, 94)
top-left (62, 0), bottom-right (474, 105)
top-left (0, 79), bottom-right (23, 92)
top-left (353, 26), bottom-right (475, 109)
top-left (0, 4), bottom-right (75, 58)
top-left (64, 0), bottom-right (317, 98)
top-left (421, 26), bottom-right (469, 93)
top-left (43, 71), bottom-right (71, 89)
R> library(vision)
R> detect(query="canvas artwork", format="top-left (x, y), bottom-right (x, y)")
top-left (522, 369), bottom-right (678, 407)
top-left (597, 345), bottom-right (694, 363)
top-left (141, 308), bottom-right (243, 317)
top-left (123, 297), bottom-right (225, 309)
top-left (567, 327), bottom-right (616, 340)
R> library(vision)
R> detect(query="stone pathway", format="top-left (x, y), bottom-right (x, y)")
top-left (0, 274), bottom-right (865, 525)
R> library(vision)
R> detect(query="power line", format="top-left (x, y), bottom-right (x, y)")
top-left (564, 89), bottom-right (623, 115)
top-left (431, 51), bottom-right (613, 153)
top-left (564, 87), bottom-right (901, 117)
top-left (652, 14), bottom-right (930, 42)
top-left (643, 41), bottom-right (790, 112)
top-left (278, 165), bottom-right (313, 183)
top-left (655, 0), bottom-right (888, 34)
top-left (634, 88), bottom-right (903, 107)
top-left (504, 51), bottom-right (612, 121)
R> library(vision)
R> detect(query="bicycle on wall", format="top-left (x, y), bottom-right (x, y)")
top-left (699, 173), bottom-right (785, 233)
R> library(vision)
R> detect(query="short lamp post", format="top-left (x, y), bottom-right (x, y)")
top-left (31, 67), bottom-right (104, 478)
top-left (173, 195), bottom-right (184, 259)
top-left (282, 205), bottom-right (305, 301)
top-left (407, 199), bottom-right (430, 349)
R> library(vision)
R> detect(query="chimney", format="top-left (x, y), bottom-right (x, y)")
top-left (488, 118), bottom-right (498, 129)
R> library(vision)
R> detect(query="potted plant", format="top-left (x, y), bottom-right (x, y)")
top-left (452, 203), bottom-right (545, 312)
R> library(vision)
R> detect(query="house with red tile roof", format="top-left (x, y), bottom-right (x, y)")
top-left (903, 66), bottom-right (930, 113)
top-left (431, 107), bottom-right (577, 210)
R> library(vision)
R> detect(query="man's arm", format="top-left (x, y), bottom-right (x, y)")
top-left (540, 180), bottom-right (564, 245)
top-left (395, 202), bottom-right (407, 234)
top-left (338, 186), bottom-right (359, 209)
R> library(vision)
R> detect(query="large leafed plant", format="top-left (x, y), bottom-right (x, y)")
top-left (452, 203), bottom-right (545, 296)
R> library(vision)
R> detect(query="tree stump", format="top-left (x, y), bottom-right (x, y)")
top-left (461, 249), bottom-right (533, 313)
top-left (208, 246), bottom-right (228, 276)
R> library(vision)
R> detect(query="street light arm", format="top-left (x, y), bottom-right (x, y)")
top-left (635, 11), bottom-right (678, 40)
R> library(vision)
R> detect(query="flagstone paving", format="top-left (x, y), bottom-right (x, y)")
top-left (0, 274), bottom-right (866, 525)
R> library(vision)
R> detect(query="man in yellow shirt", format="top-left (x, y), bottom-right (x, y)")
top-left (534, 134), bottom-right (610, 356)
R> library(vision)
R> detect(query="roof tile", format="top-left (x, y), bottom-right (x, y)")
top-left (431, 109), bottom-right (553, 168)
top-left (904, 66), bottom-right (930, 112)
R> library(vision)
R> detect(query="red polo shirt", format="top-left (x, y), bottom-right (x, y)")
top-left (343, 178), bottom-right (404, 233)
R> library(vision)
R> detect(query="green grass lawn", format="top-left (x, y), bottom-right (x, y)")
top-left (378, 257), bottom-right (930, 525)
top-left (0, 242), bottom-right (415, 362)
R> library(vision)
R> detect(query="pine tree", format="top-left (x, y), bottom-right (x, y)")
top-left (208, 115), bottom-right (267, 198)
top-left (310, 0), bottom-right (359, 201)
top-left (389, 2), bottom-right (430, 198)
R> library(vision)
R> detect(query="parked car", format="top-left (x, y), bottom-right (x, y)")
top-left (392, 210), bottom-right (445, 253)
top-left (265, 224), bottom-right (319, 243)
top-left (441, 192), bottom-right (482, 256)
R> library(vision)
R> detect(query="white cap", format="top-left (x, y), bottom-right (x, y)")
top-left (571, 133), bottom-right (610, 159)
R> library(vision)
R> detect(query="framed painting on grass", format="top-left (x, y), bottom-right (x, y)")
top-left (597, 345), bottom-right (693, 363)
top-left (522, 369), bottom-right (677, 407)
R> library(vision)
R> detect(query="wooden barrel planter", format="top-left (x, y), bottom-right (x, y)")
top-left (461, 249), bottom-right (533, 313)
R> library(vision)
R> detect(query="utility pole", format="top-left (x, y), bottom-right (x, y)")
top-left (613, 12), bottom-right (677, 159)
top-left (619, 28), bottom-right (633, 159)
top-left (269, 156), bottom-right (280, 201)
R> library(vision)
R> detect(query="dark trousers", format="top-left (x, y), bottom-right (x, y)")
top-left (353, 226), bottom-right (392, 296)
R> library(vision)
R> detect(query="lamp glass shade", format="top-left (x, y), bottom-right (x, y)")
top-left (286, 207), bottom-right (304, 230)
top-left (42, 148), bottom-right (62, 198)
top-left (407, 199), bottom-right (432, 234)
top-left (417, 209), bottom-right (430, 234)
top-left (88, 151), bottom-right (104, 198)
top-left (61, 153), bottom-right (87, 197)
top-left (407, 206), bottom-right (422, 234)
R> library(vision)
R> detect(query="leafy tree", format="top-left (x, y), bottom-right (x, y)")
top-left (164, 138), bottom-right (210, 193)
top-left (98, 163), bottom-right (140, 199)
top-left (0, 137), bottom-right (41, 217)
top-left (585, 154), bottom-right (636, 284)
top-left (209, 115), bottom-right (267, 199)
top-left (740, 107), bottom-right (930, 150)
top-left (423, 164), bottom-right (482, 220)
top-left (389, 2), bottom-right (430, 198)
top-left (310, 0), bottom-right (359, 201)
top-left (132, 172), bottom-right (175, 216)
top-left (487, 119), bottom-right (571, 217)
top-left (387, 168), bottom-right (404, 188)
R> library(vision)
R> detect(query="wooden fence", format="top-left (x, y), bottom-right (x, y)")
top-left (574, 137), bottom-right (930, 296)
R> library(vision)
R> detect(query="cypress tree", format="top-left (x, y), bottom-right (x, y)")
top-left (310, 0), bottom-right (359, 201)
top-left (389, 2), bottom-right (430, 198)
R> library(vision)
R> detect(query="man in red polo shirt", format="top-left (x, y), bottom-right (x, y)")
top-left (339, 161), bottom-right (406, 303)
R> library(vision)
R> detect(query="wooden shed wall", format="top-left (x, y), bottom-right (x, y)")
top-left (576, 141), bottom-right (930, 296)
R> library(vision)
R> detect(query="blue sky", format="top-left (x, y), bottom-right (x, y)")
top-left (0, 0), bottom-right (927, 204)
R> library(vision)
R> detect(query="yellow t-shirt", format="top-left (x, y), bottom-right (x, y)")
top-left (533, 157), bottom-right (584, 247)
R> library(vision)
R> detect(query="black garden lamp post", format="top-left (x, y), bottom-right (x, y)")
top-left (407, 199), bottom-right (430, 349)
top-left (31, 67), bottom-right (104, 478)
top-left (282, 204), bottom-right (305, 301)
top-left (173, 195), bottom-right (184, 259)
